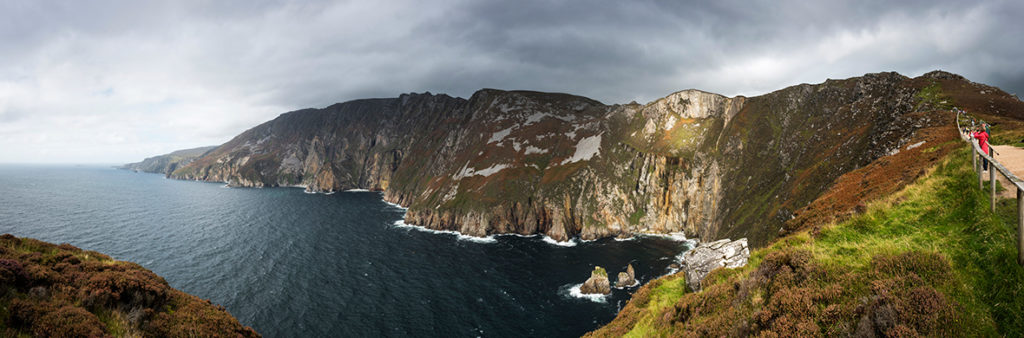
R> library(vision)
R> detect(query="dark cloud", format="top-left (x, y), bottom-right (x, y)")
top-left (1, 0), bottom-right (1023, 163)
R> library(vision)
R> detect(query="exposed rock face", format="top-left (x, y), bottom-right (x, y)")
top-left (580, 266), bottom-right (611, 295)
top-left (616, 264), bottom-right (637, 288)
top-left (681, 238), bottom-right (749, 291)
top-left (157, 71), bottom-right (969, 246)
top-left (121, 146), bottom-right (217, 176)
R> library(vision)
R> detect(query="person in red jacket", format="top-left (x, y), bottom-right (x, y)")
top-left (973, 127), bottom-right (991, 171)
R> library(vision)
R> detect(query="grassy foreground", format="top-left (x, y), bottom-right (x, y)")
top-left (0, 235), bottom-right (259, 337)
top-left (588, 146), bottom-right (1024, 336)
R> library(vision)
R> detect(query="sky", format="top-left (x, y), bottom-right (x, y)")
top-left (1, 0), bottom-right (1023, 164)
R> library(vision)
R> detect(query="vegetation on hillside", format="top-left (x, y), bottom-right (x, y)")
top-left (0, 235), bottom-right (259, 337)
top-left (588, 147), bottom-right (1024, 336)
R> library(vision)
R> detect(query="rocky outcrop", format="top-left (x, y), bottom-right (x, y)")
top-left (580, 266), bottom-right (611, 295)
top-left (121, 146), bottom-right (217, 176)
top-left (681, 238), bottom-right (749, 291)
top-left (616, 264), bottom-right (637, 288)
top-left (149, 72), bottom-right (971, 247)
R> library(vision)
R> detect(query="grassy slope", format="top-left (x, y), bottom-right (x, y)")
top-left (0, 235), bottom-right (259, 337)
top-left (588, 146), bottom-right (1024, 336)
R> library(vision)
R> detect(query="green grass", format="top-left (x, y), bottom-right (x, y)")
top-left (915, 81), bottom-right (953, 111)
top-left (628, 208), bottom-right (646, 225)
top-left (593, 145), bottom-right (1024, 336)
top-left (807, 148), bottom-right (1022, 333)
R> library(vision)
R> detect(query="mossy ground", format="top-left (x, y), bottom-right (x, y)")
top-left (588, 146), bottom-right (1024, 336)
top-left (0, 235), bottom-right (259, 337)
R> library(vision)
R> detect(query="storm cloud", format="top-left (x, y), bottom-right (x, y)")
top-left (2, 0), bottom-right (1022, 163)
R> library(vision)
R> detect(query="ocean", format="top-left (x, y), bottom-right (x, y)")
top-left (0, 165), bottom-right (692, 337)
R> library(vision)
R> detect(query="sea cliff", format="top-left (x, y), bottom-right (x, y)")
top-left (158, 71), bottom-right (986, 247)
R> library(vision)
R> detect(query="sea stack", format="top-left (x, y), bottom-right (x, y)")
top-left (580, 266), bottom-right (611, 295)
top-left (615, 264), bottom-right (636, 288)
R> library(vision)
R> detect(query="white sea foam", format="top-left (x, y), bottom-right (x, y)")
top-left (344, 188), bottom-right (371, 192)
top-left (614, 280), bottom-right (641, 289)
top-left (497, 233), bottom-right (541, 239)
top-left (613, 236), bottom-right (637, 241)
top-left (541, 236), bottom-right (578, 247)
top-left (565, 283), bottom-right (608, 303)
top-left (383, 200), bottom-right (408, 210)
top-left (638, 231), bottom-right (693, 242)
top-left (662, 265), bottom-right (681, 278)
top-left (392, 220), bottom-right (497, 243)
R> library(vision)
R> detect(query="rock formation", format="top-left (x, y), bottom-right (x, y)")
top-left (616, 264), bottom-right (637, 288)
top-left (681, 238), bottom-right (749, 291)
top-left (580, 266), bottom-right (611, 295)
top-left (143, 71), bottom-right (971, 247)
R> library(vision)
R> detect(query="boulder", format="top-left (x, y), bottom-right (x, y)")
top-left (681, 238), bottom-right (749, 291)
top-left (615, 264), bottom-right (637, 288)
top-left (580, 266), bottom-right (611, 295)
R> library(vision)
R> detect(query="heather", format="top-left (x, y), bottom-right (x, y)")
top-left (0, 234), bottom-right (259, 337)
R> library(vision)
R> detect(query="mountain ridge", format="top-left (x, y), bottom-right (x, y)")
top-left (136, 70), bottom-right (1000, 247)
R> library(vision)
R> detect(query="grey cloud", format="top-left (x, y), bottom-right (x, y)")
top-left (1, 0), bottom-right (1023, 163)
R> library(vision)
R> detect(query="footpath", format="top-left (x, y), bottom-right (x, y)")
top-left (982, 145), bottom-right (1024, 198)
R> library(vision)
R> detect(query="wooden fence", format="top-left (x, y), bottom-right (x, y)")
top-left (957, 111), bottom-right (1024, 266)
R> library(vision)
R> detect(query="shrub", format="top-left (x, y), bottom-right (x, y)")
top-left (0, 258), bottom-right (28, 288)
top-left (33, 305), bottom-right (106, 337)
top-left (80, 269), bottom-right (170, 311)
top-left (7, 298), bottom-right (56, 328)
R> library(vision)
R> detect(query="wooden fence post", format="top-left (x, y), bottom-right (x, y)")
top-left (979, 150), bottom-right (985, 189)
top-left (1018, 188), bottom-right (1024, 266)
top-left (991, 159), bottom-right (997, 212)
top-left (973, 143), bottom-right (978, 174)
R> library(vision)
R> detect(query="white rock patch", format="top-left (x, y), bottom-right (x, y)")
top-left (906, 141), bottom-right (926, 150)
top-left (455, 163), bottom-right (510, 179)
top-left (525, 112), bottom-right (550, 125)
top-left (560, 134), bottom-right (602, 165)
top-left (488, 127), bottom-right (515, 143)
top-left (664, 114), bottom-right (678, 131)
top-left (524, 146), bottom-right (547, 155)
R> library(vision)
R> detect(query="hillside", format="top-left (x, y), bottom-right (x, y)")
top-left (158, 71), bottom-right (980, 247)
top-left (587, 145), bottom-right (1024, 336)
top-left (587, 77), bottom-right (1024, 336)
top-left (121, 146), bottom-right (217, 176)
top-left (0, 234), bottom-right (258, 336)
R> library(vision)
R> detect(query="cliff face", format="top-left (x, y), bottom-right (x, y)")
top-left (121, 146), bottom-right (217, 176)
top-left (166, 71), bottom-right (966, 246)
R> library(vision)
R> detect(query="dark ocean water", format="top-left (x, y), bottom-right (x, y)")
top-left (0, 165), bottom-right (692, 337)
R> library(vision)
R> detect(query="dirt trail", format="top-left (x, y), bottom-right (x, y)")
top-left (982, 145), bottom-right (1024, 198)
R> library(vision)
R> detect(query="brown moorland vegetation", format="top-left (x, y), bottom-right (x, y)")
top-left (0, 234), bottom-right (259, 337)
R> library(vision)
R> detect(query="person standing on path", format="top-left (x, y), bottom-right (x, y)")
top-left (974, 127), bottom-right (991, 171)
